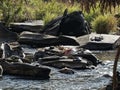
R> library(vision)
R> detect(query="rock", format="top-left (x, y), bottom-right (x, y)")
top-left (0, 23), bottom-right (18, 42)
top-left (58, 35), bottom-right (79, 45)
top-left (103, 71), bottom-right (120, 90)
top-left (0, 42), bottom-right (25, 59)
top-left (33, 51), bottom-right (48, 61)
top-left (34, 46), bottom-right (100, 69)
top-left (42, 10), bottom-right (90, 37)
top-left (0, 60), bottom-right (51, 79)
top-left (0, 42), bottom-right (12, 58)
top-left (19, 31), bottom-right (79, 47)
top-left (0, 65), bottom-right (3, 78)
top-left (6, 55), bottom-right (23, 63)
top-left (39, 58), bottom-right (92, 69)
top-left (75, 52), bottom-right (100, 66)
top-left (10, 20), bottom-right (44, 33)
top-left (0, 48), bottom-right (2, 58)
top-left (79, 33), bottom-right (120, 50)
top-left (19, 31), bottom-right (58, 47)
top-left (113, 36), bottom-right (120, 48)
top-left (59, 67), bottom-right (74, 74)
top-left (37, 46), bottom-right (100, 69)
top-left (33, 46), bottom-right (64, 61)
top-left (58, 11), bottom-right (91, 37)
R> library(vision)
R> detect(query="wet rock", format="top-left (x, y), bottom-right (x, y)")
top-left (33, 46), bottom-right (64, 61)
top-left (39, 58), bottom-right (92, 69)
top-left (35, 46), bottom-right (100, 69)
top-left (0, 60), bottom-right (51, 79)
top-left (19, 31), bottom-right (79, 47)
top-left (0, 23), bottom-right (18, 42)
top-left (75, 52), bottom-right (100, 66)
top-left (10, 20), bottom-right (44, 33)
top-left (0, 48), bottom-right (2, 58)
top-left (59, 67), bottom-right (74, 74)
top-left (103, 71), bottom-right (120, 90)
top-left (0, 65), bottom-right (3, 78)
top-left (61, 46), bottom-right (100, 66)
top-left (19, 31), bottom-right (58, 47)
top-left (34, 51), bottom-right (48, 61)
top-left (58, 35), bottom-right (79, 45)
top-left (6, 55), bottom-right (23, 63)
top-left (80, 33), bottom-right (120, 50)
top-left (0, 42), bottom-right (25, 59)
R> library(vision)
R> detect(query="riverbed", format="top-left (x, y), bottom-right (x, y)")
top-left (0, 50), bottom-right (119, 90)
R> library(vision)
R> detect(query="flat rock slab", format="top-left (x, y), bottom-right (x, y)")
top-left (19, 31), bottom-right (59, 47)
top-left (10, 20), bottom-right (44, 33)
top-left (39, 58), bottom-right (91, 69)
top-left (79, 33), bottom-right (120, 50)
top-left (19, 31), bottom-right (79, 47)
top-left (0, 60), bottom-right (50, 79)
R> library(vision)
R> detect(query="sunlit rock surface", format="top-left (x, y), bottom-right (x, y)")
top-left (10, 20), bottom-right (44, 33)
top-left (19, 31), bottom-right (79, 47)
top-left (80, 33), bottom-right (120, 50)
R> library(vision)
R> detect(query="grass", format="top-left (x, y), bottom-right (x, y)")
top-left (0, 0), bottom-right (80, 25)
top-left (0, 0), bottom-right (120, 31)
top-left (91, 14), bottom-right (117, 34)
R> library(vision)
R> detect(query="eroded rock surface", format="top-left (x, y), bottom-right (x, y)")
top-left (10, 20), bottom-right (44, 33)
top-left (35, 46), bottom-right (100, 69)
top-left (0, 60), bottom-right (50, 79)
top-left (19, 31), bottom-right (79, 47)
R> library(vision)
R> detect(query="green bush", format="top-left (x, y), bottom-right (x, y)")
top-left (115, 13), bottom-right (120, 27)
top-left (117, 18), bottom-right (120, 27)
top-left (0, 0), bottom-right (81, 25)
top-left (92, 15), bottom-right (117, 34)
top-left (84, 6), bottom-right (100, 24)
top-left (35, 0), bottom-right (80, 24)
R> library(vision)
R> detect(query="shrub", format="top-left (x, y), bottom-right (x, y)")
top-left (113, 13), bottom-right (120, 27)
top-left (117, 18), bottom-right (120, 27)
top-left (84, 6), bottom-right (100, 24)
top-left (91, 15), bottom-right (117, 34)
top-left (35, 0), bottom-right (80, 24)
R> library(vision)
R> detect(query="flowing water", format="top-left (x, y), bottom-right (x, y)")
top-left (0, 49), bottom-right (119, 90)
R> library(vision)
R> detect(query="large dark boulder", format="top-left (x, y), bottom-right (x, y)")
top-left (0, 23), bottom-right (18, 42)
top-left (42, 10), bottom-right (90, 37)
top-left (19, 31), bottom-right (79, 47)
top-left (0, 60), bottom-right (51, 79)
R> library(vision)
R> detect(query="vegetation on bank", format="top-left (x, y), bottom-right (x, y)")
top-left (0, 0), bottom-right (120, 33)
top-left (92, 15), bottom-right (117, 34)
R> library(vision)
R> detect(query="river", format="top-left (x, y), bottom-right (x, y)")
top-left (0, 49), bottom-right (119, 90)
